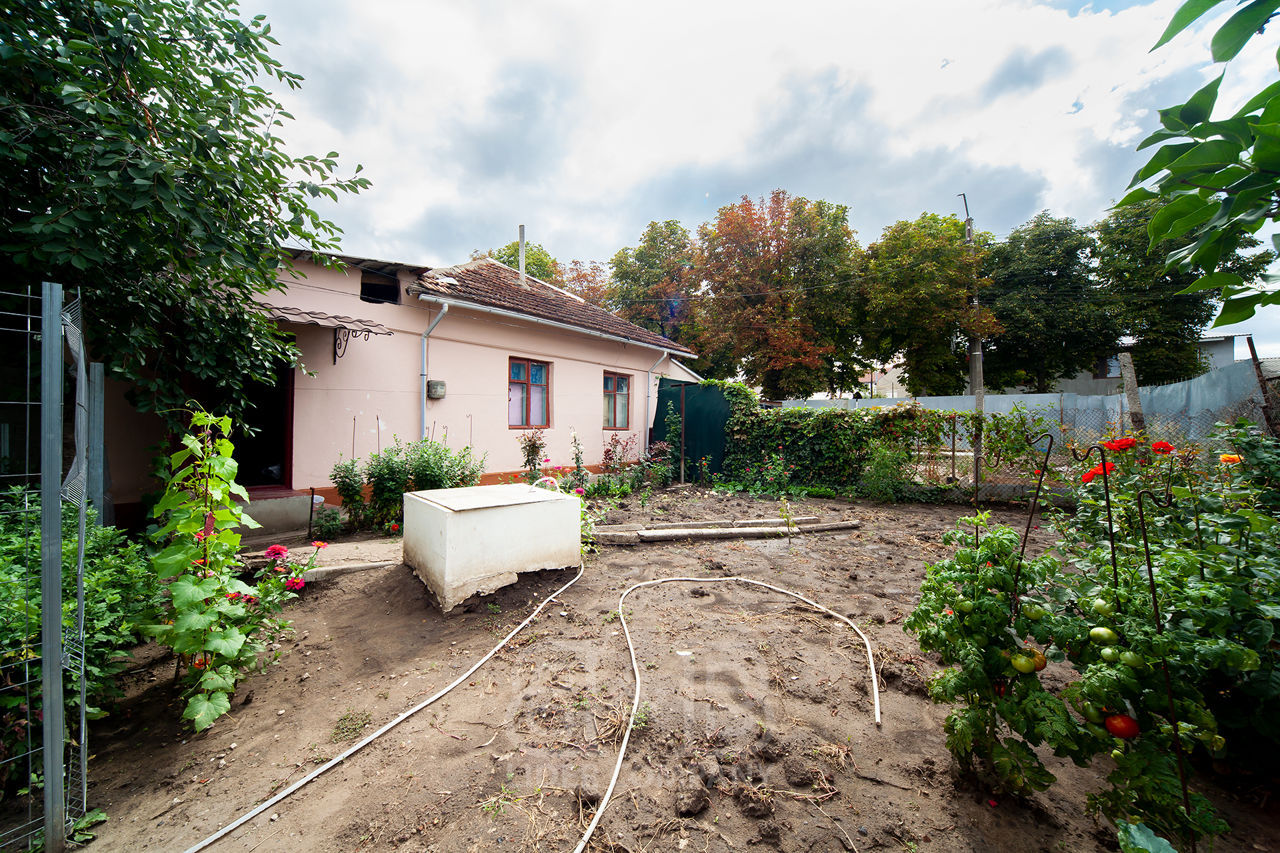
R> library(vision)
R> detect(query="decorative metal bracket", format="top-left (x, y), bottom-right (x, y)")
top-left (333, 327), bottom-right (373, 364)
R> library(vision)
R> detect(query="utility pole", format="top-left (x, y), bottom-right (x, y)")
top-left (959, 193), bottom-right (983, 489)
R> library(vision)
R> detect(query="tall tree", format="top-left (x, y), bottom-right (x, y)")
top-left (1094, 200), bottom-right (1273, 385)
top-left (695, 190), bottom-right (864, 399)
top-left (983, 212), bottom-right (1117, 392)
top-left (0, 0), bottom-right (368, 428)
top-left (860, 213), bottom-right (994, 397)
top-left (474, 241), bottom-right (561, 283)
top-left (608, 220), bottom-right (698, 343)
top-left (559, 259), bottom-right (611, 307)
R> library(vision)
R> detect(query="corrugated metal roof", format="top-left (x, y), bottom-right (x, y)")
top-left (261, 303), bottom-right (391, 336)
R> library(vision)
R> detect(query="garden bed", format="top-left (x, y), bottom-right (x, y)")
top-left (85, 491), bottom-right (1278, 852)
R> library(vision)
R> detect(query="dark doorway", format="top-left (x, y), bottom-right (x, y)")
top-left (238, 364), bottom-right (293, 488)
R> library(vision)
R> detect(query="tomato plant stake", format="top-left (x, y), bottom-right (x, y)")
top-left (1137, 486), bottom-right (1196, 852)
top-left (1072, 444), bottom-right (1122, 614)
top-left (1009, 432), bottom-right (1054, 625)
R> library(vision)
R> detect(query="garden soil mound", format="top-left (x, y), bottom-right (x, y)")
top-left (88, 490), bottom-right (1279, 852)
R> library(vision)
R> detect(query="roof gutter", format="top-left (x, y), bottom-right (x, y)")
top-left (413, 293), bottom-right (691, 360)
top-left (420, 303), bottom-right (449, 440)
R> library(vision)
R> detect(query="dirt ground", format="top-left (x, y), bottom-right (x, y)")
top-left (86, 488), bottom-right (1279, 852)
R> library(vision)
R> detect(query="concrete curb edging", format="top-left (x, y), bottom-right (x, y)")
top-left (302, 561), bottom-right (399, 581)
top-left (596, 518), bottom-right (861, 546)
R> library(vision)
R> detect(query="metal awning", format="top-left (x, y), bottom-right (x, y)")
top-left (261, 303), bottom-right (392, 364)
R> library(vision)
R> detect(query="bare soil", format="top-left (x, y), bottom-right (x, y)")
top-left (87, 488), bottom-right (1279, 852)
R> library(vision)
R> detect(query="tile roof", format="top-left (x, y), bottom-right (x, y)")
top-left (407, 258), bottom-right (695, 356)
top-left (261, 303), bottom-right (391, 336)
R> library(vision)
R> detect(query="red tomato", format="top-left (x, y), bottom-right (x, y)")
top-left (1105, 714), bottom-right (1140, 739)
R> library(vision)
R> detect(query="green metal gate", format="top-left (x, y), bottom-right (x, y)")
top-left (653, 379), bottom-right (730, 482)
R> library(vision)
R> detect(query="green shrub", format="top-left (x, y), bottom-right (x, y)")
top-left (857, 442), bottom-right (910, 502)
top-left (312, 507), bottom-right (342, 541)
top-left (330, 457), bottom-right (365, 529)
top-left (364, 441), bottom-right (411, 527)
top-left (0, 488), bottom-right (157, 794)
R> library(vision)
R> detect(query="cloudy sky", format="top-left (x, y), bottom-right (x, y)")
top-left (251, 0), bottom-right (1280, 356)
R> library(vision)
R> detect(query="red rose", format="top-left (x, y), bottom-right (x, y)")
top-left (1151, 441), bottom-right (1174, 455)
top-left (1102, 437), bottom-right (1137, 452)
top-left (1081, 461), bottom-right (1116, 484)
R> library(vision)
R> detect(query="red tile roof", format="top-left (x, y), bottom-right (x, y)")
top-left (408, 258), bottom-right (695, 356)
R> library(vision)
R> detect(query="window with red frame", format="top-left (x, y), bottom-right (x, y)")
top-left (603, 372), bottom-right (630, 429)
top-left (509, 358), bottom-right (549, 428)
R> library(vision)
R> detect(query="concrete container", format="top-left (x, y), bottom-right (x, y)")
top-left (403, 484), bottom-right (581, 612)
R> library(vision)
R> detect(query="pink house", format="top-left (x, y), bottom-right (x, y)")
top-left (104, 250), bottom-right (698, 526)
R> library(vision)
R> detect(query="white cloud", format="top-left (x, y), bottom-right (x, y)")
top-left (248, 0), bottom-right (1280, 354)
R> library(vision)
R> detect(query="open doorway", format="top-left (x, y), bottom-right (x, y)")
top-left (237, 364), bottom-right (293, 488)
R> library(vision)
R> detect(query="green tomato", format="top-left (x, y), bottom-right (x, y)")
top-left (1085, 722), bottom-right (1109, 739)
top-left (1100, 646), bottom-right (1121, 663)
top-left (1091, 597), bottom-right (1116, 617)
top-left (1011, 654), bottom-right (1037, 674)
top-left (1211, 735), bottom-right (1226, 752)
top-left (1110, 748), bottom-right (1124, 761)
top-left (1022, 603), bottom-right (1046, 621)
top-left (1081, 702), bottom-right (1105, 724)
top-left (957, 599), bottom-right (974, 614)
top-left (1119, 651), bottom-right (1146, 670)
top-left (1089, 626), bottom-right (1119, 645)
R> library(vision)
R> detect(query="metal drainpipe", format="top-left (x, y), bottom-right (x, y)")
top-left (420, 303), bottom-right (449, 439)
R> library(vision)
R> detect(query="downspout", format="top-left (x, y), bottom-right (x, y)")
top-left (420, 304), bottom-right (449, 439)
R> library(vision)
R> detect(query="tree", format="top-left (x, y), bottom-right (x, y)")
top-left (0, 0), bottom-right (368, 429)
top-left (983, 212), bottom-right (1118, 392)
top-left (475, 241), bottom-right (562, 283)
top-left (608, 220), bottom-right (699, 343)
top-left (558, 259), bottom-right (611, 307)
top-left (1127, 0), bottom-right (1280, 325)
top-left (695, 190), bottom-right (865, 399)
top-left (1095, 200), bottom-right (1273, 385)
top-left (860, 213), bottom-right (995, 397)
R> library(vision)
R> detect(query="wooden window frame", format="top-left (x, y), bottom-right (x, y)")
top-left (603, 371), bottom-right (631, 431)
top-left (509, 357), bottom-right (551, 429)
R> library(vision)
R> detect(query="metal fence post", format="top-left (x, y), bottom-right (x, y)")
top-left (87, 363), bottom-right (104, 520)
top-left (40, 282), bottom-right (66, 852)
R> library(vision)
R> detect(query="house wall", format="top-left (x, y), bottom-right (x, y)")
top-left (278, 259), bottom-right (675, 492)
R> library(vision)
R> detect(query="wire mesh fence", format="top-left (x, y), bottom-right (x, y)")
top-left (907, 400), bottom-right (1272, 502)
top-left (0, 283), bottom-right (87, 851)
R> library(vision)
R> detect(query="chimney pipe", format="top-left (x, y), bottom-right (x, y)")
top-left (518, 224), bottom-right (526, 285)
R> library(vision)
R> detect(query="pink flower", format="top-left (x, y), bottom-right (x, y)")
top-left (225, 592), bottom-right (241, 601)
top-left (542, 457), bottom-right (551, 463)
top-left (265, 544), bottom-right (289, 561)
top-left (573, 487), bottom-right (585, 495)
top-left (312, 540), bottom-right (328, 549)
top-left (285, 577), bottom-right (305, 591)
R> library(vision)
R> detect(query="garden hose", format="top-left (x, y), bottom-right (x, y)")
top-left (185, 566), bottom-right (881, 853)
top-left (574, 575), bottom-right (881, 853)
top-left (182, 560), bottom-right (587, 853)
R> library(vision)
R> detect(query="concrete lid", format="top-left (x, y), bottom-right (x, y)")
top-left (407, 483), bottom-right (579, 512)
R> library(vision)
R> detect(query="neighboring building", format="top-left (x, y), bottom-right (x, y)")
top-left (1045, 334), bottom-right (1247, 396)
top-left (104, 251), bottom-right (697, 527)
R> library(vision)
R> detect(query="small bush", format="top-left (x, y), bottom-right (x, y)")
top-left (312, 507), bottom-right (342, 541)
top-left (857, 442), bottom-right (910, 502)
top-left (330, 457), bottom-right (365, 529)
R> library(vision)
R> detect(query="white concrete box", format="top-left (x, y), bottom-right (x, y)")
top-left (403, 484), bottom-right (581, 613)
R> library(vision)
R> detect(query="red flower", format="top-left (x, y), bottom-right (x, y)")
top-left (1081, 461), bottom-right (1116, 484)
top-left (1102, 437), bottom-right (1137, 452)
top-left (1151, 441), bottom-right (1174, 455)
top-left (265, 544), bottom-right (289, 561)
top-left (285, 577), bottom-right (305, 591)
top-left (192, 656), bottom-right (207, 670)
top-left (390, 523), bottom-right (400, 533)
top-left (225, 592), bottom-right (241, 601)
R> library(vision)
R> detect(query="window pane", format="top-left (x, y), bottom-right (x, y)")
top-left (530, 362), bottom-right (547, 385)
top-left (604, 375), bottom-right (614, 392)
top-left (508, 382), bottom-right (527, 426)
top-left (531, 385), bottom-right (548, 426)
top-left (603, 393), bottom-right (614, 428)
top-left (616, 376), bottom-right (628, 393)
top-left (510, 361), bottom-right (526, 381)
top-left (617, 392), bottom-right (629, 428)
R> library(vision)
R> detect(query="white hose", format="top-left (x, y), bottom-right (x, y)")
top-left (182, 561), bottom-right (586, 853)
top-left (186, 567), bottom-right (881, 853)
top-left (573, 575), bottom-right (881, 853)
